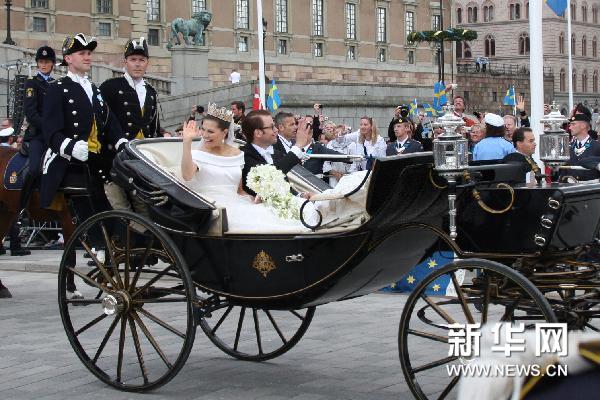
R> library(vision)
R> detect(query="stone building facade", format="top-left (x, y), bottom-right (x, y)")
top-left (0, 0), bottom-right (452, 89)
top-left (455, 0), bottom-right (600, 109)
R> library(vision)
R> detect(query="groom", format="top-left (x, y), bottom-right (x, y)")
top-left (240, 110), bottom-right (312, 196)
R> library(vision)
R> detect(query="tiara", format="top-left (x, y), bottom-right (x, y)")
top-left (207, 102), bottom-right (234, 123)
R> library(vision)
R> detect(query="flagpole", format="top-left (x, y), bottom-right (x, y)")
top-left (257, 0), bottom-right (266, 106)
top-left (529, 0), bottom-right (544, 163)
top-left (567, 0), bottom-right (574, 111)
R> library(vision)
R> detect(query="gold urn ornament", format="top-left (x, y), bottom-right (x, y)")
top-left (252, 250), bottom-right (277, 278)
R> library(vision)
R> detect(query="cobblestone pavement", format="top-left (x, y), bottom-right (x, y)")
top-left (0, 267), bottom-right (438, 400)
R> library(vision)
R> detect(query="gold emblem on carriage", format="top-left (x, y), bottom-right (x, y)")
top-left (9, 171), bottom-right (17, 184)
top-left (252, 250), bottom-right (276, 278)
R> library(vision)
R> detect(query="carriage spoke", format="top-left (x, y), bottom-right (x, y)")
top-left (124, 224), bottom-right (131, 290)
top-left (129, 316), bottom-right (149, 384)
top-left (66, 298), bottom-right (104, 305)
top-left (116, 316), bottom-right (127, 383)
top-left (437, 375), bottom-right (460, 400)
top-left (93, 315), bottom-right (121, 364)
top-left (407, 329), bottom-right (448, 343)
top-left (264, 310), bottom-right (287, 344)
top-left (132, 265), bottom-right (174, 299)
top-left (253, 309), bottom-right (263, 355)
top-left (67, 267), bottom-right (109, 292)
top-left (132, 311), bottom-right (173, 368)
top-left (451, 272), bottom-right (475, 324)
top-left (420, 294), bottom-right (457, 325)
top-left (481, 280), bottom-right (491, 324)
top-left (412, 356), bottom-right (458, 374)
top-left (233, 307), bottom-right (246, 352)
top-left (100, 222), bottom-right (124, 289)
top-left (290, 310), bottom-right (305, 320)
top-left (211, 305), bottom-right (233, 335)
top-left (129, 237), bottom-right (155, 290)
top-left (74, 314), bottom-right (107, 336)
top-left (133, 297), bottom-right (188, 304)
top-left (585, 322), bottom-right (600, 332)
top-left (137, 307), bottom-right (185, 339)
top-left (80, 240), bottom-right (118, 288)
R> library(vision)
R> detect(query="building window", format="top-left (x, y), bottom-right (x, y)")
top-left (593, 37), bottom-right (597, 57)
top-left (560, 69), bottom-right (566, 91)
top-left (313, 42), bottom-right (323, 57)
top-left (485, 34), bottom-right (495, 56)
top-left (457, 8), bottom-right (462, 24)
top-left (583, 4), bottom-right (588, 22)
top-left (32, 16), bottom-right (47, 32)
top-left (525, 2), bottom-right (529, 18)
top-left (97, 0), bottom-right (112, 14)
top-left (192, 0), bottom-right (206, 13)
top-left (405, 11), bottom-right (415, 44)
top-left (492, 92), bottom-right (497, 102)
top-left (573, 70), bottom-right (577, 92)
top-left (275, 0), bottom-right (288, 33)
top-left (31, 0), bottom-right (48, 8)
top-left (238, 36), bottom-right (248, 52)
top-left (407, 50), bottom-right (414, 64)
top-left (147, 0), bottom-right (160, 21)
top-left (467, 6), bottom-right (478, 23)
top-left (571, 3), bottom-right (576, 20)
top-left (432, 14), bottom-right (441, 30)
top-left (148, 28), bottom-right (159, 45)
top-left (583, 36), bottom-right (588, 56)
top-left (572, 34), bottom-right (576, 55)
top-left (236, 0), bottom-right (249, 29)
top-left (346, 3), bottom-right (356, 40)
top-left (583, 70), bottom-right (589, 92)
top-left (98, 22), bottom-right (111, 37)
top-left (518, 33), bottom-right (529, 55)
top-left (347, 45), bottom-right (356, 60)
top-left (509, 3), bottom-right (521, 20)
top-left (313, 0), bottom-right (324, 36)
top-left (593, 6), bottom-right (598, 23)
top-left (378, 48), bottom-right (387, 62)
top-left (377, 7), bottom-right (387, 43)
top-left (594, 71), bottom-right (598, 92)
top-left (456, 42), bottom-right (463, 58)
top-left (483, 5), bottom-right (494, 22)
top-left (559, 32), bottom-right (565, 54)
top-left (277, 39), bottom-right (287, 54)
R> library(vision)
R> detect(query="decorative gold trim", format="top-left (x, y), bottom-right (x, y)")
top-left (252, 250), bottom-right (277, 278)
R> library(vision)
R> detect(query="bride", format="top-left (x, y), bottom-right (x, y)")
top-left (181, 104), bottom-right (369, 233)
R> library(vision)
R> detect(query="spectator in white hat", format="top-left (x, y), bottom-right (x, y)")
top-left (472, 113), bottom-right (515, 161)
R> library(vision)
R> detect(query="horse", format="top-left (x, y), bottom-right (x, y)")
top-left (167, 11), bottom-right (212, 48)
top-left (0, 146), bottom-right (78, 297)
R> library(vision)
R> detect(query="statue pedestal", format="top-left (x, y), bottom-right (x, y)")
top-left (169, 46), bottom-right (211, 95)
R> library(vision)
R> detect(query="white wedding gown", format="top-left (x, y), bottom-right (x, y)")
top-left (185, 150), bottom-right (368, 233)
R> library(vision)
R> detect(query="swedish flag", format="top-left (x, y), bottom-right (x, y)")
top-left (266, 79), bottom-right (282, 113)
top-left (546, 0), bottom-right (568, 16)
top-left (409, 99), bottom-right (418, 117)
top-left (422, 103), bottom-right (437, 117)
top-left (433, 81), bottom-right (447, 109)
top-left (503, 85), bottom-right (516, 106)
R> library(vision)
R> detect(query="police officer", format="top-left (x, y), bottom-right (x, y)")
top-left (99, 37), bottom-right (159, 228)
top-left (20, 45), bottom-right (56, 209)
top-left (41, 33), bottom-right (126, 211)
top-left (565, 113), bottom-right (600, 181)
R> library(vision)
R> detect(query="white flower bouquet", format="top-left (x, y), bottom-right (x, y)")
top-left (246, 164), bottom-right (300, 220)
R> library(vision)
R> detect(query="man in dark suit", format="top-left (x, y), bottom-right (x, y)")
top-left (41, 33), bottom-right (126, 210)
top-left (503, 127), bottom-right (541, 183)
top-left (273, 111), bottom-right (296, 153)
top-left (565, 113), bottom-right (600, 181)
top-left (386, 117), bottom-right (423, 156)
top-left (20, 45), bottom-right (56, 209)
top-left (240, 110), bottom-right (312, 196)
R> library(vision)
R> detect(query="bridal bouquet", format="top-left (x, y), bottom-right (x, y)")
top-left (246, 165), bottom-right (300, 220)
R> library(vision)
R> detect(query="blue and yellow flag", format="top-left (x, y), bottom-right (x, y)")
top-left (546, 0), bottom-right (568, 16)
top-left (433, 81), bottom-right (447, 109)
top-left (422, 103), bottom-right (437, 117)
top-left (266, 79), bottom-right (282, 113)
top-left (503, 85), bottom-right (516, 106)
top-left (409, 99), bottom-right (418, 117)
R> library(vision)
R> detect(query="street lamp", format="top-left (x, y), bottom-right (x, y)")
top-left (3, 0), bottom-right (16, 46)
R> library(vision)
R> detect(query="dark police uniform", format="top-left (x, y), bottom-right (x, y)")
top-left (565, 114), bottom-right (600, 181)
top-left (40, 34), bottom-right (125, 209)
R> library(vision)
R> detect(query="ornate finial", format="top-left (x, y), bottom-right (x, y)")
top-left (207, 102), bottom-right (234, 123)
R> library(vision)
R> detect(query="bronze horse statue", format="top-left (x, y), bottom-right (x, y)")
top-left (0, 146), bottom-right (78, 297)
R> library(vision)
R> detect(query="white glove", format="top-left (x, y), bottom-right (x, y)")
top-left (71, 140), bottom-right (89, 162)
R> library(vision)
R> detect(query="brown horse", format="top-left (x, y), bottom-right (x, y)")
top-left (0, 146), bottom-right (78, 296)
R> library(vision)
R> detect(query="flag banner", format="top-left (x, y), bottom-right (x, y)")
top-left (503, 86), bottom-right (516, 106)
top-left (409, 99), bottom-right (418, 117)
top-left (422, 103), bottom-right (437, 117)
top-left (266, 79), bottom-right (282, 113)
top-left (380, 251), bottom-right (463, 296)
top-left (434, 81), bottom-right (447, 109)
top-left (253, 86), bottom-right (264, 111)
top-left (546, 0), bottom-right (568, 16)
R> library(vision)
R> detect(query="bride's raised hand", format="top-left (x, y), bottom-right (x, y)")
top-left (182, 120), bottom-right (198, 142)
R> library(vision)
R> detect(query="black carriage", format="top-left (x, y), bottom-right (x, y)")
top-left (57, 138), bottom-right (600, 399)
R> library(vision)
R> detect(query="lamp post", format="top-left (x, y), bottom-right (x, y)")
top-left (3, 0), bottom-right (16, 46)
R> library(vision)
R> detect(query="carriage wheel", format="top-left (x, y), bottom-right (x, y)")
top-left (58, 210), bottom-right (196, 392)
top-left (198, 295), bottom-right (315, 361)
top-left (398, 258), bottom-right (556, 400)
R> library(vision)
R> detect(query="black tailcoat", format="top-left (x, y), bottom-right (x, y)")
top-left (566, 139), bottom-right (600, 181)
top-left (41, 76), bottom-right (124, 208)
top-left (240, 143), bottom-right (300, 196)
